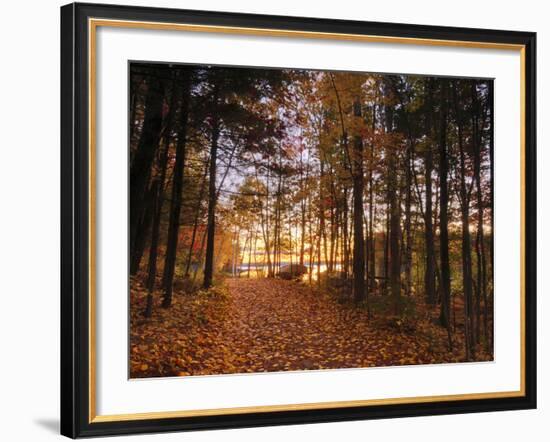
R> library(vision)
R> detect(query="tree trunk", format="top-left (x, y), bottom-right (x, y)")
top-left (184, 164), bottom-right (209, 277)
top-left (454, 83), bottom-right (475, 360)
top-left (389, 159), bottom-right (401, 313)
top-left (161, 72), bottom-right (191, 307)
top-left (384, 94), bottom-right (401, 313)
top-left (368, 105), bottom-right (376, 293)
top-left (144, 118), bottom-right (172, 316)
top-left (472, 83), bottom-right (487, 346)
top-left (130, 185), bottom-right (156, 275)
top-left (424, 80), bottom-right (437, 305)
top-left (352, 97), bottom-right (366, 303)
top-left (130, 79), bottom-right (179, 276)
top-left (319, 158), bottom-right (327, 274)
top-left (403, 138), bottom-right (413, 297)
top-left (438, 81), bottom-right (453, 351)
top-left (130, 76), bottom-right (164, 262)
top-left (144, 180), bottom-right (160, 317)
top-left (383, 202), bottom-right (390, 294)
top-left (343, 188), bottom-right (349, 278)
top-left (202, 107), bottom-right (221, 289)
top-left (299, 150), bottom-right (308, 267)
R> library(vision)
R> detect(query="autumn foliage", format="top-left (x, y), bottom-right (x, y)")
top-left (129, 62), bottom-right (494, 378)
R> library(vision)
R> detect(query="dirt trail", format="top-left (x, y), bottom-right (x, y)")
top-left (214, 278), bottom-right (421, 373)
top-left (130, 277), bottom-right (475, 378)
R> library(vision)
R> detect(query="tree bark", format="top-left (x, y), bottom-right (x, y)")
top-left (403, 135), bottom-right (413, 297)
top-left (488, 80), bottom-right (495, 349)
top-left (143, 114), bottom-right (172, 316)
top-left (384, 93), bottom-right (401, 313)
top-left (130, 185), bottom-right (156, 275)
top-left (129, 76), bottom-right (164, 265)
top-left (352, 97), bottom-right (366, 303)
top-left (161, 72), bottom-right (191, 307)
top-left (130, 78), bottom-right (179, 275)
top-left (454, 83), bottom-right (475, 359)
top-left (144, 180), bottom-right (160, 317)
top-left (424, 80), bottom-right (437, 305)
top-left (184, 163), bottom-right (209, 277)
top-left (438, 81), bottom-right (453, 351)
top-left (343, 188), bottom-right (349, 278)
top-left (202, 96), bottom-right (221, 289)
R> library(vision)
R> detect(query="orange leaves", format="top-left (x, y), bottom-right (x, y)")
top-left (130, 277), bottom-right (492, 379)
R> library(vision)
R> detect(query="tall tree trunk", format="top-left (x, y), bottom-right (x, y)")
top-left (317, 215), bottom-right (322, 288)
top-left (130, 185), bottom-right (156, 275)
top-left (424, 142), bottom-right (437, 305)
top-left (202, 107), bottom-right (221, 289)
top-left (459, 152), bottom-right (474, 360)
top-left (319, 158), bottom-right (326, 274)
top-left (438, 81), bottom-right (453, 351)
top-left (192, 227), bottom-right (208, 283)
top-left (275, 151), bottom-right (283, 274)
top-left (129, 76), bottom-right (164, 265)
top-left (144, 122), bottom-right (172, 316)
top-left (368, 106), bottom-right (376, 293)
top-left (454, 83), bottom-right (475, 360)
top-left (472, 83), bottom-right (487, 346)
top-left (390, 79), bottom-right (414, 299)
top-left (329, 170), bottom-right (336, 273)
top-left (383, 202), bottom-right (390, 294)
top-left (184, 163), bottom-right (209, 277)
top-left (388, 158), bottom-right (401, 313)
top-left (161, 72), bottom-right (191, 307)
top-left (144, 181), bottom-right (161, 317)
top-left (403, 138), bottom-right (413, 297)
top-left (424, 80), bottom-right (437, 305)
top-left (352, 97), bottom-right (366, 303)
top-left (384, 94), bottom-right (401, 313)
top-left (343, 188), bottom-right (349, 278)
top-left (300, 199), bottom-right (306, 267)
top-left (488, 80), bottom-right (495, 349)
top-left (299, 150), bottom-right (308, 267)
top-left (248, 229), bottom-right (255, 278)
top-left (131, 79), bottom-right (179, 275)
top-left (254, 157), bottom-right (273, 277)
top-left (308, 190), bottom-right (314, 284)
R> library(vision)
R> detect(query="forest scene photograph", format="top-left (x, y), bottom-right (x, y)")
top-left (129, 61), bottom-right (494, 379)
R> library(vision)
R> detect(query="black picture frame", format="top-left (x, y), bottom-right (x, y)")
top-left (61, 2), bottom-right (536, 438)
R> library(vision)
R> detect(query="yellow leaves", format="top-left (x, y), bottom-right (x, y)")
top-left (130, 277), bottom-right (492, 379)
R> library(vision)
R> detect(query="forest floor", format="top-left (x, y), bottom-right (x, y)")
top-left (130, 277), bottom-right (493, 378)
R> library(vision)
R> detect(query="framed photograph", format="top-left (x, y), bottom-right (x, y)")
top-left (60, 2), bottom-right (536, 438)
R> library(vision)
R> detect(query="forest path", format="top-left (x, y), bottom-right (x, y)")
top-left (130, 277), bottom-right (459, 378)
top-left (215, 278), bottom-right (413, 373)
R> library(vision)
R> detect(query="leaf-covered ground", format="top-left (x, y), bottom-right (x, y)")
top-left (130, 278), bottom-right (492, 378)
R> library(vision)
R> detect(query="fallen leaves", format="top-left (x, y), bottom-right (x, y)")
top-left (129, 277), bottom-right (493, 378)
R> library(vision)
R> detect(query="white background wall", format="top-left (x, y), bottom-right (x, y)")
top-left (0, 0), bottom-right (546, 440)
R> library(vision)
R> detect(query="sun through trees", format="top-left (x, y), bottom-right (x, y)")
top-left (129, 62), bottom-right (493, 378)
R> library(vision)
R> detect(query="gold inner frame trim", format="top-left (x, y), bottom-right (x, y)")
top-left (88, 17), bottom-right (527, 423)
